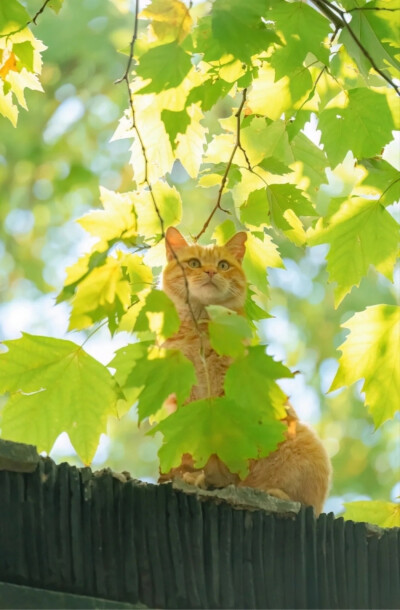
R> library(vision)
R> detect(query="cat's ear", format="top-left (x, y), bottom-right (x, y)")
top-left (165, 227), bottom-right (189, 261)
top-left (224, 232), bottom-right (247, 263)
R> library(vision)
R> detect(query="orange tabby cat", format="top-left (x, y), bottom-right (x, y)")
top-left (159, 226), bottom-right (331, 515)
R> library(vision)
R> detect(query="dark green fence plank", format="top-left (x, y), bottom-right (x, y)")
top-left (0, 581), bottom-right (145, 609)
top-left (0, 456), bottom-right (399, 609)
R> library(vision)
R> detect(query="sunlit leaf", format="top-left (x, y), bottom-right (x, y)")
top-left (331, 305), bottom-right (400, 427)
top-left (309, 198), bottom-right (399, 305)
top-left (175, 103), bottom-right (208, 178)
top-left (68, 252), bottom-right (135, 331)
top-left (134, 181), bottom-right (182, 239)
top-left (339, 5), bottom-right (400, 80)
top-left (359, 158), bottom-right (400, 207)
top-left (0, 0), bottom-right (29, 36)
top-left (242, 231), bottom-right (283, 295)
top-left (343, 500), bottom-right (400, 528)
top-left (240, 118), bottom-right (294, 166)
top-left (268, 0), bottom-right (330, 66)
top-left (0, 334), bottom-right (119, 464)
top-left (77, 187), bottom-right (137, 249)
top-left (134, 289), bottom-right (180, 341)
top-left (140, 0), bottom-right (192, 43)
top-left (319, 88), bottom-right (395, 167)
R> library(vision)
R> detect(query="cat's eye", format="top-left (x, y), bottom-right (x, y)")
top-left (188, 258), bottom-right (201, 269)
top-left (218, 260), bottom-right (230, 271)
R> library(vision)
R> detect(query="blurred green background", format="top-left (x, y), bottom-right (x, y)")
top-left (0, 0), bottom-right (398, 515)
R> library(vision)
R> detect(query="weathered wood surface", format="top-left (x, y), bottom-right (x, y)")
top-left (0, 455), bottom-right (399, 609)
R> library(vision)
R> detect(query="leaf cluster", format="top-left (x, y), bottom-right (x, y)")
top-left (0, 0), bottom-right (399, 499)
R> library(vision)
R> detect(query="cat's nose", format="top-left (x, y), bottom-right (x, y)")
top-left (205, 269), bottom-right (216, 278)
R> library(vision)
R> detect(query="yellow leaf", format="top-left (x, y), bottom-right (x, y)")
top-left (140, 0), bottom-right (192, 43)
top-left (77, 187), bottom-right (137, 249)
top-left (247, 65), bottom-right (291, 120)
top-left (176, 104), bottom-right (208, 178)
top-left (69, 254), bottom-right (131, 330)
top-left (0, 84), bottom-right (18, 126)
top-left (0, 51), bottom-right (17, 80)
top-left (6, 68), bottom-right (43, 109)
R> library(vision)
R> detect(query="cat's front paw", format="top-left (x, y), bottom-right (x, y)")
top-left (164, 393), bottom-right (178, 415)
top-left (182, 470), bottom-right (207, 488)
top-left (266, 488), bottom-right (292, 502)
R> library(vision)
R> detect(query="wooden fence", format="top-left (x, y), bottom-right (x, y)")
top-left (0, 440), bottom-right (399, 609)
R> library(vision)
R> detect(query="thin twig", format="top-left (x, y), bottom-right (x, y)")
top-left (0, 0), bottom-right (53, 38)
top-left (32, 0), bottom-right (52, 25)
top-left (115, 0), bottom-right (201, 335)
top-left (311, 0), bottom-right (400, 95)
top-left (348, 7), bottom-right (400, 12)
top-left (194, 88), bottom-right (248, 241)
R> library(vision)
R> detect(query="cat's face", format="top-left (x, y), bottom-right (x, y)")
top-left (162, 227), bottom-right (247, 311)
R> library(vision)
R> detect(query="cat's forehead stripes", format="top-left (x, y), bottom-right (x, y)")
top-left (172, 244), bottom-right (241, 266)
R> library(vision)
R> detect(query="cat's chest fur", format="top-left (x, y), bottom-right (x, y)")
top-left (164, 320), bottom-right (230, 401)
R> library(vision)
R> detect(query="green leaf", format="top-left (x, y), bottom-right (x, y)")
top-left (210, 0), bottom-right (276, 63)
top-left (339, 5), bottom-right (400, 80)
top-left (108, 341), bottom-right (151, 413)
top-left (0, 0), bottom-right (30, 36)
top-left (135, 181), bottom-right (182, 239)
top-left (319, 88), bottom-right (395, 167)
top-left (359, 158), bottom-right (400, 207)
top-left (241, 118), bottom-right (294, 167)
top-left (268, 0), bottom-right (330, 66)
top-left (207, 305), bottom-right (252, 358)
top-left (134, 289), bottom-right (180, 341)
top-left (48, 0), bottom-right (65, 14)
top-left (224, 345), bottom-right (293, 420)
top-left (186, 77), bottom-right (232, 111)
top-left (240, 189), bottom-right (270, 227)
top-left (161, 108), bottom-right (191, 147)
top-left (343, 501), bottom-right (400, 528)
top-left (266, 183), bottom-right (316, 244)
top-left (13, 41), bottom-right (34, 71)
top-left (0, 334), bottom-right (119, 463)
top-left (154, 396), bottom-right (286, 478)
top-left (136, 41), bottom-right (192, 93)
top-left (290, 131), bottom-right (329, 199)
top-left (331, 305), bottom-right (400, 427)
top-left (125, 348), bottom-right (197, 422)
top-left (244, 288), bottom-right (271, 327)
top-left (308, 198), bottom-right (400, 306)
top-left (242, 232), bottom-right (283, 295)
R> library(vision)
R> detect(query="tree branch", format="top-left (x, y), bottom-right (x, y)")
top-left (32, 0), bottom-right (52, 25)
top-left (311, 0), bottom-right (400, 95)
top-left (194, 88), bottom-right (248, 241)
top-left (115, 1), bottom-right (202, 335)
